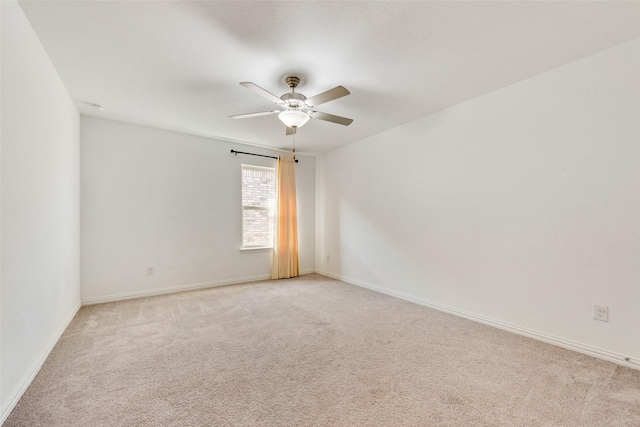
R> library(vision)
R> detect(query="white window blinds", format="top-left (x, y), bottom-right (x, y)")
top-left (241, 165), bottom-right (276, 248)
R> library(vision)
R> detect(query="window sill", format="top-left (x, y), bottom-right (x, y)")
top-left (240, 246), bottom-right (273, 252)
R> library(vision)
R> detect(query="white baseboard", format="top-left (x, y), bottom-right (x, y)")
top-left (316, 270), bottom-right (639, 370)
top-left (1, 302), bottom-right (81, 425)
top-left (82, 270), bottom-right (317, 305)
top-left (81, 274), bottom-right (275, 305)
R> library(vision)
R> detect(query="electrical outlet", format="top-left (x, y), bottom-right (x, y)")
top-left (147, 267), bottom-right (154, 276)
top-left (326, 255), bottom-right (331, 262)
top-left (593, 305), bottom-right (608, 322)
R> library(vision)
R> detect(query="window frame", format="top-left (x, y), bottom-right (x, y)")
top-left (240, 164), bottom-right (276, 250)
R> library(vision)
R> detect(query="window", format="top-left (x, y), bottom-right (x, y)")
top-left (241, 164), bottom-right (276, 248)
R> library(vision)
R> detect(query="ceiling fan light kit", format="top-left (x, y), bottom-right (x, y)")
top-left (278, 110), bottom-right (310, 129)
top-left (231, 75), bottom-right (353, 135)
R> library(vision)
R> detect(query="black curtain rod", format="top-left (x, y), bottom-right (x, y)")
top-left (230, 150), bottom-right (298, 163)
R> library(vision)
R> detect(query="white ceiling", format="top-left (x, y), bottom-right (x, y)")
top-left (18, 1), bottom-right (640, 153)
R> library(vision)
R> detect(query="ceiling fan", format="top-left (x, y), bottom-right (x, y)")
top-left (230, 76), bottom-right (353, 135)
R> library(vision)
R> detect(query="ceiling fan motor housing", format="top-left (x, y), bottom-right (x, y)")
top-left (281, 92), bottom-right (307, 108)
top-left (281, 76), bottom-right (308, 108)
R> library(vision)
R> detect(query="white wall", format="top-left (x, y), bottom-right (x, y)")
top-left (1, 1), bottom-right (81, 421)
top-left (317, 38), bottom-right (640, 366)
top-left (81, 117), bottom-right (315, 303)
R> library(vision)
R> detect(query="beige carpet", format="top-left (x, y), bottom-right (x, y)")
top-left (5, 274), bottom-right (640, 426)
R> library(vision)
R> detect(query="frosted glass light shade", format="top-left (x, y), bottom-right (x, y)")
top-left (278, 110), bottom-right (310, 128)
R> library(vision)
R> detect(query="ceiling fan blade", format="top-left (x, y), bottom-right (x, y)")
top-left (285, 126), bottom-right (296, 136)
top-left (310, 111), bottom-right (353, 126)
top-left (306, 86), bottom-right (350, 107)
top-left (230, 110), bottom-right (278, 119)
top-left (239, 82), bottom-right (282, 104)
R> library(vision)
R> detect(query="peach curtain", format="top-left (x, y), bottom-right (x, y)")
top-left (272, 156), bottom-right (299, 279)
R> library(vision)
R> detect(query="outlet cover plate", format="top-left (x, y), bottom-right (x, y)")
top-left (593, 305), bottom-right (609, 322)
